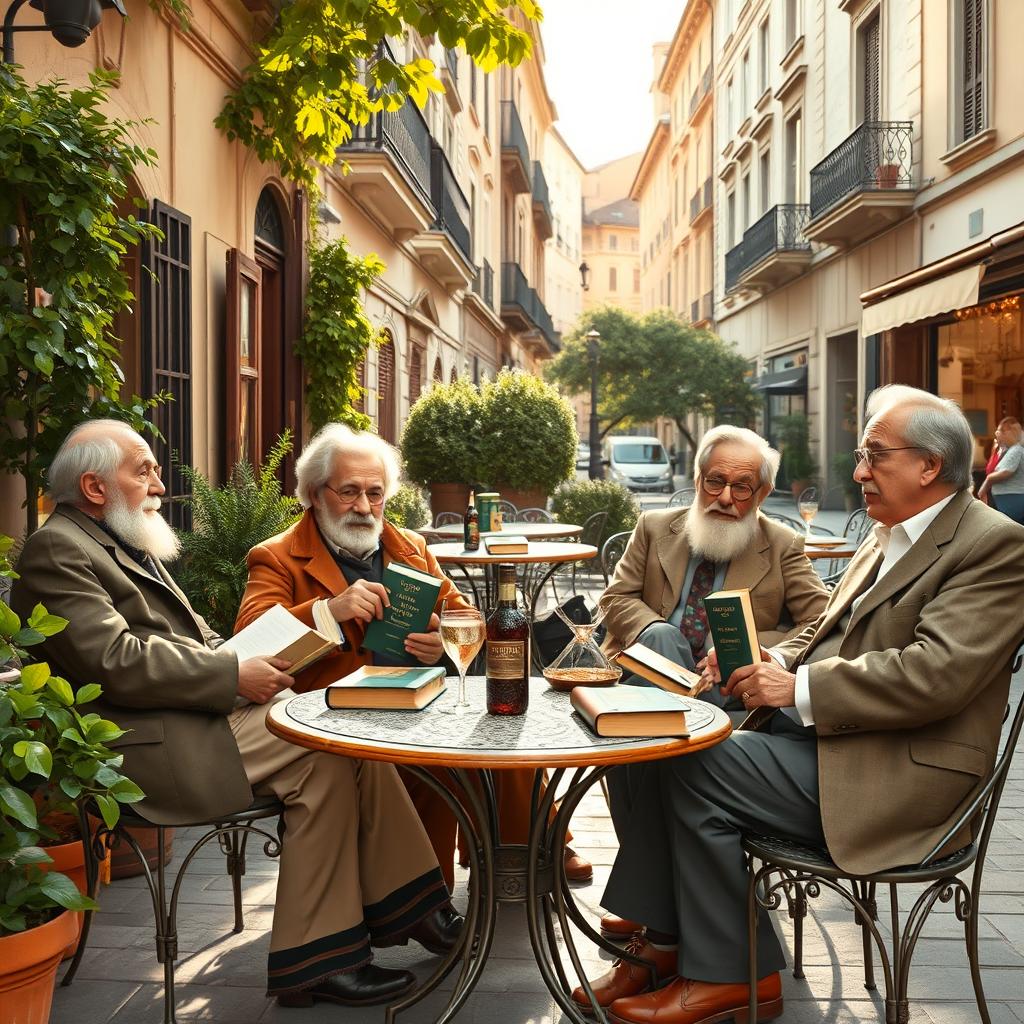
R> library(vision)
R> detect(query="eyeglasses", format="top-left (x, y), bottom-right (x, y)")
top-left (852, 446), bottom-right (925, 468)
top-left (322, 484), bottom-right (386, 506)
top-left (701, 476), bottom-right (756, 501)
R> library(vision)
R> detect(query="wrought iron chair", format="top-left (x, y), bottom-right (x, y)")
top-left (763, 510), bottom-right (805, 531)
top-left (743, 646), bottom-right (1024, 1024)
top-left (667, 487), bottom-right (696, 508)
top-left (63, 795), bottom-right (285, 1024)
top-left (433, 511), bottom-right (462, 527)
top-left (843, 507), bottom-right (874, 546)
top-left (601, 530), bottom-right (633, 582)
top-left (495, 499), bottom-right (519, 526)
top-left (517, 506), bottom-right (555, 523)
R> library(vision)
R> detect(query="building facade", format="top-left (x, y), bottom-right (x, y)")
top-left (544, 127), bottom-right (586, 340)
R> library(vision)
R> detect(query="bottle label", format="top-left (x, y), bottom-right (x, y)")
top-left (498, 581), bottom-right (516, 601)
top-left (486, 640), bottom-right (526, 679)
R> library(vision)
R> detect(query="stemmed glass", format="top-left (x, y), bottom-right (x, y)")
top-left (797, 486), bottom-right (819, 538)
top-left (438, 603), bottom-right (486, 716)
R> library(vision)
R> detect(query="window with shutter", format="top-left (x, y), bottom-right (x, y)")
top-left (142, 200), bottom-right (193, 529)
top-left (377, 331), bottom-right (396, 442)
top-left (353, 357), bottom-right (366, 414)
top-left (409, 347), bottom-right (422, 405)
top-left (859, 14), bottom-right (880, 125)
top-left (962, 0), bottom-right (986, 141)
top-left (225, 249), bottom-right (262, 471)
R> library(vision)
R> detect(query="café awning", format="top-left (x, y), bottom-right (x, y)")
top-left (861, 264), bottom-right (983, 337)
top-left (751, 366), bottom-right (808, 393)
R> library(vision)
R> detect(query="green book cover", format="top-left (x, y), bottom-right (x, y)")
top-left (362, 562), bottom-right (442, 658)
top-left (347, 667), bottom-right (445, 689)
top-left (703, 589), bottom-right (758, 683)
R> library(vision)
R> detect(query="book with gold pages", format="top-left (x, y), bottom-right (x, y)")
top-left (483, 534), bottom-right (528, 555)
top-left (325, 665), bottom-right (447, 710)
top-left (614, 642), bottom-right (711, 697)
top-left (703, 588), bottom-right (759, 683)
top-left (221, 603), bottom-right (340, 674)
top-left (571, 685), bottom-right (691, 738)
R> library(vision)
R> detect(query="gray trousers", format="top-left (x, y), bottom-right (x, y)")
top-left (602, 710), bottom-right (823, 983)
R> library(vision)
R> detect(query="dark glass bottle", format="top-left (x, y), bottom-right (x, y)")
top-left (463, 489), bottom-right (480, 551)
top-left (485, 564), bottom-right (530, 715)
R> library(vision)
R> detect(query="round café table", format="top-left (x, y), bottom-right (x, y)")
top-left (267, 679), bottom-right (732, 1024)
top-left (418, 521), bottom-right (583, 543)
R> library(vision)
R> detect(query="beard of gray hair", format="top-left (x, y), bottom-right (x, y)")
top-left (683, 501), bottom-right (761, 564)
top-left (315, 507), bottom-right (383, 559)
top-left (105, 488), bottom-right (181, 562)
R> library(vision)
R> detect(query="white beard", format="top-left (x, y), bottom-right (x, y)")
top-left (315, 508), bottom-right (383, 560)
top-left (105, 491), bottom-right (181, 562)
top-left (683, 501), bottom-right (761, 564)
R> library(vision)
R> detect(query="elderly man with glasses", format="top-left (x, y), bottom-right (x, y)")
top-left (592, 425), bottom-right (829, 945)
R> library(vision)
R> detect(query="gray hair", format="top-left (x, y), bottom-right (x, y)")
top-left (294, 423), bottom-right (402, 509)
top-left (695, 425), bottom-right (781, 491)
top-left (865, 385), bottom-right (973, 489)
top-left (46, 419), bottom-right (137, 504)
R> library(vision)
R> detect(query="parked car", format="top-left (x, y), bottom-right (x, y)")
top-left (575, 442), bottom-right (590, 470)
top-left (602, 435), bottom-right (673, 493)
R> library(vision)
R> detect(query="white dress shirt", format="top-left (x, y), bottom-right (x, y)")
top-left (777, 493), bottom-right (957, 726)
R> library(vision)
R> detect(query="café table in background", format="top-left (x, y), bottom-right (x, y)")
top-left (417, 521), bottom-right (584, 543)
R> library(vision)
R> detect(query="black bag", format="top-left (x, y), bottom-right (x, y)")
top-left (533, 594), bottom-right (594, 667)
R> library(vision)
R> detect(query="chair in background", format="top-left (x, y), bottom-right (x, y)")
top-left (601, 530), bottom-right (633, 582)
top-left (743, 645), bottom-right (1024, 1024)
top-left (667, 487), bottom-right (696, 508)
top-left (763, 510), bottom-right (805, 532)
top-left (495, 499), bottom-right (519, 525)
top-left (843, 507), bottom-right (873, 546)
top-left (570, 509), bottom-right (611, 592)
top-left (517, 507), bottom-right (555, 523)
top-left (433, 511), bottom-right (462, 527)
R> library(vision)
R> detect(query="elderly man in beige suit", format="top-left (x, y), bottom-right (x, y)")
top-left (12, 420), bottom-right (460, 1010)
top-left (596, 426), bottom-right (828, 938)
top-left (574, 386), bottom-right (1024, 1024)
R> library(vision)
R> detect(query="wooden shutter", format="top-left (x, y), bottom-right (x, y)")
top-left (963, 0), bottom-right (985, 140)
top-left (142, 200), bottom-right (192, 529)
top-left (377, 332), bottom-right (396, 442)
top-left (225, 249), bottom-right (263, 469)
top-left (433, 356), bottom-right (443, 383)
top-left (409, 346), bottom-right (423, 405)
top-left (862, 15), bottom-right (880, 123)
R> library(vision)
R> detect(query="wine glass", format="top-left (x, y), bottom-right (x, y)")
top-left (797, 485), bottom-right (819, 538)
top-left (438, 605), bottom-right (486, 715)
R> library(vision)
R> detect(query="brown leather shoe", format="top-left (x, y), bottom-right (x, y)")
top-left (607, 972), bottom-right (783, 1024)
top-left (564, 845), bottom-right (593, 883)
top-left (601, 912), bottom-right (644, 939)
top-left (570, 933), bottom-right (678, 1015)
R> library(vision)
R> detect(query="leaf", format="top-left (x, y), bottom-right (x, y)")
top-left (38, 870), bottom-right (97, 911)
top-left (94, 793), bottom-right (120, 830)
top-left (0, 602), bottom-right (19, 637)
top-left (46, 675), bottom-right (74, 706)
top-left (0, 783), bottom-right (38, 828)
top-left (75, 683), bottom-right (102, 704)
top-left (17, 662), bottom-right (49, 693)
top-left (12, 740), bottom-right (52, 777)
top-left (11, 846), bottom-right (52, 866)
top-left (28, 604), bottom-right (68, 637)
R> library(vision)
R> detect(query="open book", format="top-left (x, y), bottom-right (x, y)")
top-left (614, 642), bottom-right (712, 698)
top-left (221, 603), bottom-right (340, 674)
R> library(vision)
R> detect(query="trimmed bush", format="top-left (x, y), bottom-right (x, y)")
top-left (401, 378), bottom-right (483, 487)
top-left (551, 479), bottom-right (640, 547)
top-left (384, 484), bottom-right (431, 530)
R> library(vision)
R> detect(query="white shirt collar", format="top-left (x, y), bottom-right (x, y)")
top-left (873, 491), bottom-right (958, 555)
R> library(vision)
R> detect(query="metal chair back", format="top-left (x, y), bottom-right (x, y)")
top-left (496, 500), bottom-right (519, 523)
top-left (843, 507), bottom-right (873, 546)
top-left (601, 531), bottom-right (633, 581)
top-left (667, 488), bottom-right (696, 508)
top-left (763, 510), bottom-right (804, 532)
top-left (579, 510), bottom-right (609, 549)
top-left (434, 511), bottom-right (462, 527)
top-left (518, 507), bottom-right (554, 523)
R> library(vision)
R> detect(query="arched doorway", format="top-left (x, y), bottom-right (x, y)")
top-left (378, 331), bottom-right (396, 442)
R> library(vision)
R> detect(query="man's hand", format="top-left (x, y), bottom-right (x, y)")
top-left (699, 645), bottom-right (773, 687)
top-left (721, 659), bottom-right (797, 710)
top-left (405, 612), bottom-right (444, 665)
top-left (328, 580), bottom-right (390, 624)
top-left (237, 657), bottom-right (294, 704)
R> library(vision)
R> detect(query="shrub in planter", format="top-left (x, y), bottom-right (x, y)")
top-left (477, 370), bottom-right (577, 504)
top-left (384, 484), bottom-right (431, 531)
top-left (551, 480), bottom-right (640, 548)
top-left (401, 378), bottom-right (483, 489)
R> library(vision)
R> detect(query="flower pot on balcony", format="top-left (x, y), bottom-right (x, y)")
top-left (875, 163), bottom-right (900, 189)
top-left (428, 483), bottom-right (472, 520)
top-left (0, 910), bottom-right (77, 1024)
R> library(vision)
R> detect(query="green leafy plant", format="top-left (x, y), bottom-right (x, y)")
top-left (148, 0), bottom-right (193, 30)
top-left (776, 414), bottom-right (818, 485)
top-left (216, 1), bottom-right (539, 187)
top-left (477, 370), bottom-right (577, 494)
top-left (0, 580), bottom-right (144, 934)
top-left (550, 480), bottom-right (640, 548)
top-left (401, 377), bottom-right (484, 488)
top-left (831, 451), bottom-right (861, 501)
top-left (297, 236), bottom-right (385, 433)
top-left (173, 433), bottom-right (302, 637)
top-left (383, 484), bottom-right (431, 530)
top-left (0, 66), bottom-right (166, 535)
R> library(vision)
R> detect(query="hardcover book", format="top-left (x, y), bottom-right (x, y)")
top-left (570, 685), bottom-right (691, 738)
top-left (326, 666), bottom-right (447, 710)
top-left (221, 603), bottom-right (340, 674)
top-left (703, 588), bottom-right (759, 683)
top-left (483, 534), bottom-right (529, 555)
top-left (614, 642), bottom-right (710, 698)
top-left (362, 562), bottom-right (442, 658)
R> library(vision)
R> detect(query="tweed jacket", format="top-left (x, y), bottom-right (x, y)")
top-left (774, 489), bottom-right (1024, 875)
top-left (11, 506), bottom-right (252, 825)
top-left (234, 510), bottom-right (469, 694)
top-left (599, 507), bottom-right (829, 658)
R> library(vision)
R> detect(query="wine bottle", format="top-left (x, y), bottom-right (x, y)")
top-left (463, 490), bottom-right (480, 551)
top-left (485, 564), bottom-right (530, 715)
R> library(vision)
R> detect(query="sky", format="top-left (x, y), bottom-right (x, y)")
top-left (539, 0), bottom-right (685, 170)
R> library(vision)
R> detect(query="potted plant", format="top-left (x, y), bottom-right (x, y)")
top-left (400, 378), bottom-right (484, 517)
top-left (875, 163), bottom-right (900, 189)
top-left (477, 369), bottom-right (578, 510)
top-left (831, 451), bottom-right (862, 513)
top-left (383, 484), bottom-right (431, 530)
top-left (775, 414), bottom-right (818, 501)
top-left (1, 585), bottom-right (144, 1020)
top-left (551, 480), bottom-right (640, 548)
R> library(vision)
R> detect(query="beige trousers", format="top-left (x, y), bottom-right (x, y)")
top-left (229, 691), bottom-right (448, 993)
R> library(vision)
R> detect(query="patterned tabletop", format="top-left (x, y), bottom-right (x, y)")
top-left (269, 678), bottom-right (731, 769)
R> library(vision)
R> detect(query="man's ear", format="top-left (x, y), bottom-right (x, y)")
top-left (79, 471), bottom-right (108, 507)
top-left (920, 453), bottom-right (943, 487)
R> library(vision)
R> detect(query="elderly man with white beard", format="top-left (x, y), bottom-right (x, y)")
top-left (590, 425), bottom-right (828, 946)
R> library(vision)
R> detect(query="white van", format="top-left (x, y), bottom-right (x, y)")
top-left (603, 435), bottom-right (674, 493)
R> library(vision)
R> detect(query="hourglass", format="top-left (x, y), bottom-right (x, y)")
top-left (542, 607), bottom-right (622, 691)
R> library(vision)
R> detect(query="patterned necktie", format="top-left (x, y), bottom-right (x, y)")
top-left (679, 558), bottom-right (716, 660)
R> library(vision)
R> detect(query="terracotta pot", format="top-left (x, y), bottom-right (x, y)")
top-left (41, 837), bottom-right (90, 960)
top-left (88, 817), bottom-right (175, 880)
top-left (875, 163), bottom-right (900, 189)
top-left (0, 910), bottom-right (77, 1024)
top-left (428, 482), bottom-right (471, 519)
top-left (495, 486), bottom-right (548, 513)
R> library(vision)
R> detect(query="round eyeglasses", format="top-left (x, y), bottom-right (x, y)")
top-left (701, 476), bottom-right (756, 502)
top-left (322, 484), bottom-right (386, 506)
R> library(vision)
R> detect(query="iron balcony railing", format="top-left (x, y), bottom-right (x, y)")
top-left (703, 176), bottom-right (712, 209)
top-left (809, 121), bottom-right (914, 219)
top-left (501, 262), bottom-right (559, 349)
top-left (429, 143), bottom-right (472, 263)
top-left (472, 259), bottom-right (494, 308)
top-left (726, 203), bottom-right (811, 290)
top-left (532, 161), bottom-right (551, 221)
top-left (701, 291), bottom-right (713, 322)
top-left (501, 100), bottom-right (530, 174)
top-left (689, 177), bottom-right (713, 225)
top-left (690, 300), bottom-right (700, 323)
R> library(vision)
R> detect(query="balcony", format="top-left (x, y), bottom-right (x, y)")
top-left (408, 143), bottom-right (474, 290)
top-left (724, 204), bottom-right (812, 293)
top-left (689, 177), bottom-right (713, 227)
top-left (689, 65), bottom-right (713, 124)
top-left (699, 291), bottom-right (714, 326)
top-left (470, 258), bottom-right (495, 309)
top-left (440, 48), bottom-right (462, 113)
top-left (500, 262), bottom-right (560, 355)
top-left (501, 101), bottom-right (532, 194)
top-left (804, 121), bottom-right (916, 248)
top-left (531, 161), bottom-right (553, 240)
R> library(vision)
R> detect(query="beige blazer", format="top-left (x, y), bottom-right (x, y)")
top-left (11, 506), bottom-right (251, 825)
top-left (775, 489), bottom-right (1024, 875)
top-left (599, 508), bottom-right (829, 658)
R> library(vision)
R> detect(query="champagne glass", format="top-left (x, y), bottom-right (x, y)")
top-left (797, 485), bottom-right (819, 538)
top-left (439, 605), bottom-right (486, 715)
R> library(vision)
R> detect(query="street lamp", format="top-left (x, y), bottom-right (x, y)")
top-left (578, 260), bottom-right (590, 291)
top-left (586, 328), bottom-right (603, 480)
top-left (3, 0), bottom-right (126, 64)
